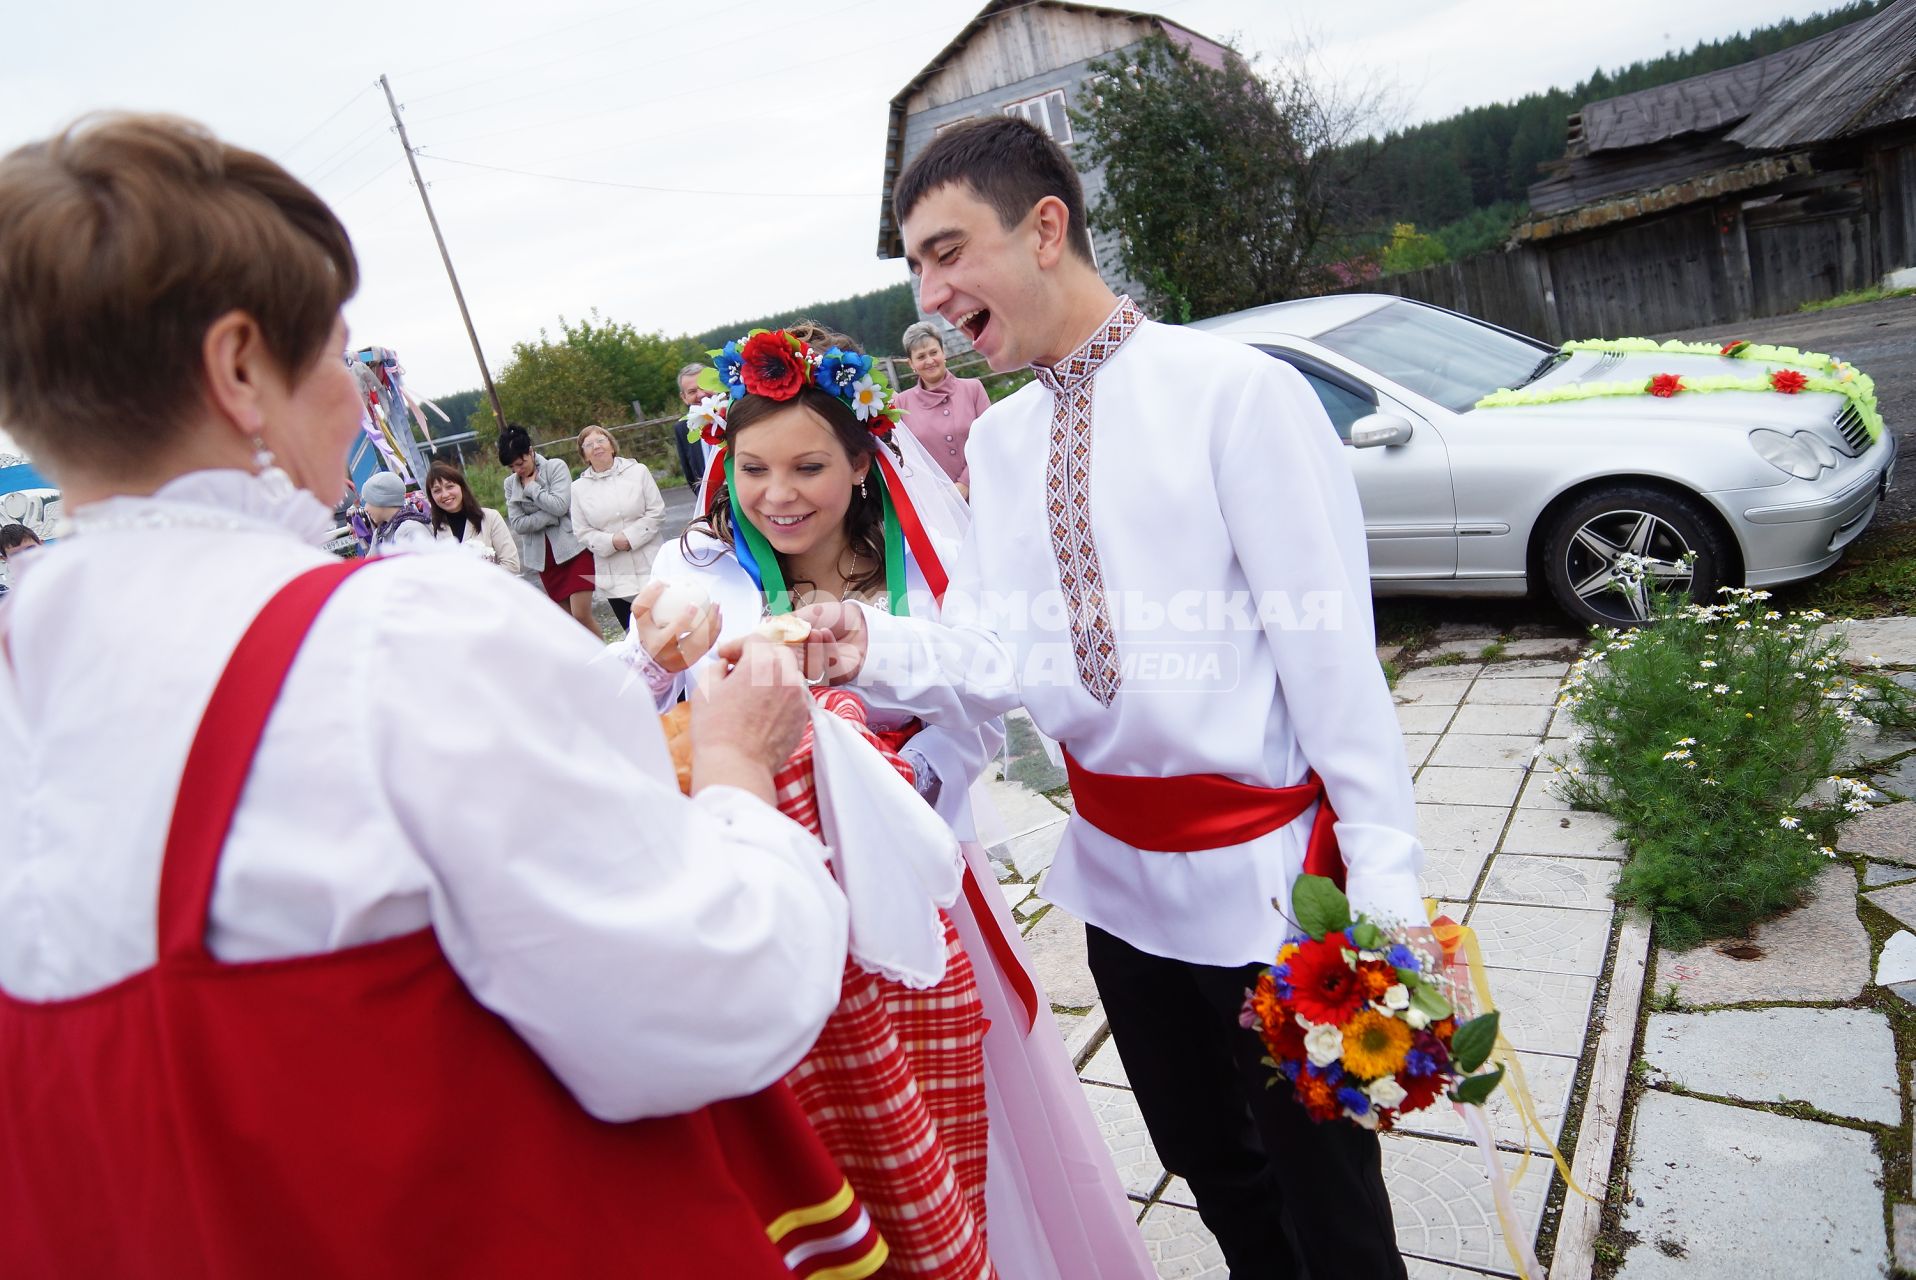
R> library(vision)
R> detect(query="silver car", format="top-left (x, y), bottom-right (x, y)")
top-left (1191, 296), bottom-right (1898, 628)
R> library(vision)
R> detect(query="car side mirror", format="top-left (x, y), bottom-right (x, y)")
top-left (1349, 414), bottom-right (1414, 449)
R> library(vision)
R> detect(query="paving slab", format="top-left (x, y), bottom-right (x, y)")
top-left (1514, 773), bottom-right (1573, 811)
top-left (1022, 904), bottom-right (1100, 1009)
top-left (1433, 620), bottom-right (1502, 641)
top-left (1395, 678), bottom-right (1473, 708)
top-left (1136, 1204), bottom-right (1228, 1279)
top-left (1161, 1176), bottom-right (1197, 1209)
top-left (1402, 733), bottom-right (1439, 769)
top-left (1616, 1090), bottom-right (1888, 1279)
top-left (1828, 615), bottom-right (1916, 665)
top-left (1466, 903), bottom-right (1613, 976)
top-left (1479, 855), bottom-right (1620, 911)
top-left (1499, 809), bottom-right (1626, 858)
top-left (1865, 879), bottom-right (1916, 932)
top-left (1406, 1260), bottom-right (1512, 1280)
top-left (1081, 1082), bottom-right (1165, 1198)
top-left (1877, 930), bottom-right (1916, 986)
top-left (1864, 860), bottom-right (1916, 887)
top-left (1399, 704), bottom-right (1459, 735)
top-left (1421, 844), bottom-right (1493, 900)
top-left (1381, 1133), bottom-right (1550, 1275)
top-left (1449, 703), bottom-right (1553, 737)
top-left (1642, 1008), bottom-right (1900, 1124)
top-left (1476, 659), bottom-right (1571, 680)
top-left (1479, 967), bottom-right (1600, 1057)
top-left (1002, 818), bottom-right (1068, 881)
top-left (1426, 639), bottom-right (1495, 661)
top-left (1082, 1037), bottom-right (1129, 1088)
top-left (1493, 637), bottom-right (1583, 659)
top-left (1396, 1049), bottom-right (1577, 1151)
top-left (1415, 766), bottom-right (1527, 808)
top-left (1463, 677), bottom-right (1563, 706)
top-left (998, 881), bottom-right (1034, 915)
top-left (1401, 662), bottom-right (1484, 684)
top-left (978, 776), bottom-right (1071, 844)
top-left (1868, 751), bottom-right (1916, 799)
top-left (1428, 734), bottom-right (1541, 770)
top-left (1894, 1204), bottom-right (1916, 1277)
top-left (1417, 803), bottom-right (1511, 855)
top-left (1840, 800), bottom-right (1916, 865)
top-left (1658, 864), bottom-right (1867, 1006)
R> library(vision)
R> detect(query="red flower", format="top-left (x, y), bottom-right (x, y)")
top-left (1398, 1070), bottom-right (1446, 1115)
top-left (1647, 373), bottom-right (1683, 398)
top-left (740, 331), bottom-right (807, 400)
top-left (1295, 1072), bottom-right (1341, 1121)
top-left (1285, 935), bottom-right (1368, 1027)
top-left (1720, 340), bottom-right (1749, 357)
top-left (1771, 369), bottom-right (1809, 394)
top-left (1357, 959), bottom-right (1396, 1001)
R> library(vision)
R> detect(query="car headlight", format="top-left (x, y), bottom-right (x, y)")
top-left (1749, 428), bottom-right (1834, 480)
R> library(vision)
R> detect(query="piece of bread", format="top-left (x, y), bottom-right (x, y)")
top-left (659, 702), bottom-right (693, 795)
top-left (754, 614), bottom-right (812, 646)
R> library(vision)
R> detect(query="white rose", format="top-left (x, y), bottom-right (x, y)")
top-left (1406, 1007), bottom-right (1430, 1031)
top-left (1383, 983), bottom-right (1410, 1011)
top-left (1304, 1023), bottom-right (1343, 1068)
top-left (1367, 1077), bottom-right (1408, 1110)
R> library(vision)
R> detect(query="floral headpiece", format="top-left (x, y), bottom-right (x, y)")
top-left (684, 328), bottom-right (902, 446)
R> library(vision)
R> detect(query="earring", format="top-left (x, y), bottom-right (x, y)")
top-left (250, 436), bottom-right (278, 473)
top-left (858, 477), bottom-right (869, 500)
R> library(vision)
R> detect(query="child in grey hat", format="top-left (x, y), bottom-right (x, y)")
top-left (356, 471), bottom-right (434, 558)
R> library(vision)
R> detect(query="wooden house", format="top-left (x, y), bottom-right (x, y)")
top-left (875, 0), bottom-right (1230, 348)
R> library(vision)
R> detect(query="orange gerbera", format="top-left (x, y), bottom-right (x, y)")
top-left (1340, 1009), bottom-right (1413, 1079)
top-left (1295, 1072), bottom-right (1339, 1120)
top-left (1357, 960), bottom-right (1395, 1001)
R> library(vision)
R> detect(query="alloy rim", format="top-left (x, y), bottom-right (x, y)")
top-left (1563, 509), bottom-right (1695, 624)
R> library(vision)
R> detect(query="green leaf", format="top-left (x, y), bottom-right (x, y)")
top-left (1350, 920), bottom-right (1385, 951)
top-left (1291, 874), bottom-right (1352, 938)
top-left (696, 367), bottom-right (724, 394)
top-left (1449, 1011), bottom-right (1500, 1074)
top-left (1394, 966), bottom-right (1424, 986)
top-left (1449, 1065), bottom-right (1505, 1106)
top-left (1410, 983), bottom-right (1453, 1021)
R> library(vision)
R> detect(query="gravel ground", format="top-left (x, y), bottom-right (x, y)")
top-left (1657, 294), bottom-right (1916, 521)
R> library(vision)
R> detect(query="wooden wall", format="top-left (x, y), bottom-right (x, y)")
top-left (1352, 139), bottom-right (1916, 340)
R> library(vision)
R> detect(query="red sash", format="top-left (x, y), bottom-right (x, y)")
top-left (0, 561), bottom-right (882, 1279)
top-left (1062, 749), bottom-right (1346, 888)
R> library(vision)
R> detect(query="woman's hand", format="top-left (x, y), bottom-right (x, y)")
top-left (613, 532), bottom-right (632, 552)
top-left (632, 580), bottom-right (721, 672)
top-left (690, 636), bottom-right (811, 803)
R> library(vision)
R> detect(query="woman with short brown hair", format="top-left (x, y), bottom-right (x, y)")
top-left (0, 113), bottom-right (870, 1278)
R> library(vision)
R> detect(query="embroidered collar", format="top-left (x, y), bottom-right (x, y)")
top-left (67, 467), bottom-right (338, 545)
top-left (1033, 296), bottom-right (1145, 395)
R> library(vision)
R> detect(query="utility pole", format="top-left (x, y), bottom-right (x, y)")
top-left (378, 74), bottom-right (507, 436)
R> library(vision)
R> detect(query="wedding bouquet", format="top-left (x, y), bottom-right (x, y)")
top-left (1247, 875), bottom-right (1503, 1129)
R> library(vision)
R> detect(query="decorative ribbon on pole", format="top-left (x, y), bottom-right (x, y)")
top-left (874, 451), bottom-right (949, 605)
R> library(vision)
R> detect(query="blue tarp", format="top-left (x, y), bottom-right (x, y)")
top-left (0, 461), bottom-right (49, 494)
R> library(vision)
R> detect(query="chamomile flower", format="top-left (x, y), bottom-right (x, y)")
top-left (1779, 815), bottom-right (1801, 830)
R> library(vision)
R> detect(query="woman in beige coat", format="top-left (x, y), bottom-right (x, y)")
top-left (425, 460), bottom-right (521, 573)
top-left (569, 424), bottom-right (664, 633)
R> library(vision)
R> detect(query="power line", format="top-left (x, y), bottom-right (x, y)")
top-left (418, 152), bottom-right (877, 200)
top-left (390, 6), bottom-right (632, 80)
top-left (335, 156), bottom-right (404, 205)
top-left (278, 82), bottom-right (379, 160)
top-left (306, 126), bottom-right (394, 188)
top-left (300, 116), bottom-right (390, 183)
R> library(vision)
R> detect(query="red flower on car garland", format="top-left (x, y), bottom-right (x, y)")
top-left (1647, 373), bottom-right (1684, 398)
top-left (1771, 369), bottom-right (1809, 395)
top-left (739, 331), bottom-right (808, 400)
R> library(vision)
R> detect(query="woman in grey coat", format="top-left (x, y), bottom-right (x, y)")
top-left (499, 424), bottom-right (596, 632)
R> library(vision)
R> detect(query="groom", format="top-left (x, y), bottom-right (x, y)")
top-left (800, 116), bottom-right (1425, 1277)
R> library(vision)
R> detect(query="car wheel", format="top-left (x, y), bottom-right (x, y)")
top-left (1540, 486), bottom-right (1732, 629)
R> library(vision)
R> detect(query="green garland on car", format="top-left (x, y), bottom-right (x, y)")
top-left (1475, 338), bottom-right (1883, 443)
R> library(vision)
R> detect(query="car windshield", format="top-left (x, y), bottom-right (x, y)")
top-left (1315, 301), bottom-right (1551, 412)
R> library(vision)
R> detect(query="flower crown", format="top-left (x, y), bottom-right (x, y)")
top-left (685, 328), bottom-right (902, 446)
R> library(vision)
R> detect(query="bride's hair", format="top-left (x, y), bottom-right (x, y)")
top-left (687, 320), bottom-right (900, 599)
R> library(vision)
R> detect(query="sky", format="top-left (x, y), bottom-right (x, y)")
top-left (3, 0), bottom-right (1827, 400)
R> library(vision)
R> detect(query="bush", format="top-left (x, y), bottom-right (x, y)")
top-left (1552, 579), bottom-right (1905, 949)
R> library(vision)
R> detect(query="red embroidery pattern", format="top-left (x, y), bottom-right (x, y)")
top-left (1033, 297), bottom-right (1144, 706)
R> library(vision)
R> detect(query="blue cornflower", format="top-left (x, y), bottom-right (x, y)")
top-left (1335, 1086), bottom-right (1370, 1115)
top-left (1306, 1060), bottom-right (1343, 1088)
top-left (1405, 1049), bottom-right (1438, 1078)
top-left (815, 347), bottom-right (873, 397)
top-left (1386, 944), bottom-right (1419, 969)
top-left (713, 342), bottom-right (746, 398)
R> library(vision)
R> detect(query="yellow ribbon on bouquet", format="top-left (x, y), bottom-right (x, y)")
top-left (1427, 902), bottom-right (1594, 1280)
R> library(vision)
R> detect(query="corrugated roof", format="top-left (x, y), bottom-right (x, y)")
top-left (1729, 0), bottom-right (1916, 149)
top-left (1579, 31), bottom-right (1844, 154)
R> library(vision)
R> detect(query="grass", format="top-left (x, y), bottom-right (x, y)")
top-left (1777, 520), bottom-right (1916, 619)
top-left (1799, 284), bottom-right (1916, 314)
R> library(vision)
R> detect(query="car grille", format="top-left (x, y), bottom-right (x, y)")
top-left (1834, 403), bottom-right (1872, 454)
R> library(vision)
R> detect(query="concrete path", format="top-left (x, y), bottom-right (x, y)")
top-left (986, 634), bottom-right (1610, 1277)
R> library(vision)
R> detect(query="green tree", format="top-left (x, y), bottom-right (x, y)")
top-left (1072, 35), bottom-right (1385, 318)
top-left (695, 282), bottom-right (922, 356)
top-left (487, 311), bottom-right (702, 435)
top-left (1379, 224), bottom-right (1449, 275)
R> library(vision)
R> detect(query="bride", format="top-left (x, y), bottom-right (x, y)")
top-left (627, 322), bottom-right (1155, 1279)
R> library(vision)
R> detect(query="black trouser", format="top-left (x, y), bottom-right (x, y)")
top-left (609, 595), bottom-right (634, 634)
top-left (675, 433), bottom-right (706, 488)
top-left (1086, 925), bottom-right (1407, 1280)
